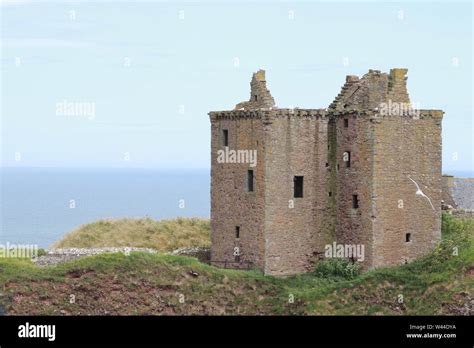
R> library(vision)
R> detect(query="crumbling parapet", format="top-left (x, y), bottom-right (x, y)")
top-left (235, 70), bottom-right (275, 110)
top-left (329, 68), bottom-right (412, 112)
top-left (387, 68), bottom-right (410, 105)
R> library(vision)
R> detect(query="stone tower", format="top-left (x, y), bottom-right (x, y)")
top-left (209, 68), bottom-right (443, 276)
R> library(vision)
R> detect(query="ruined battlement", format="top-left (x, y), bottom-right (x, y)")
top-left (329, 68), bottom-right (412, 112)
top-left (371, 109), bottom-right (444, 120)
top-left (209, 108), bottom-right (328, 121)
top-left (210, 107), bottom-right (443, 122)
top-left (234, 69), bottom-right (276, 111)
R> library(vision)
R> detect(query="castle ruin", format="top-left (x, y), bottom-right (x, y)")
top-left (208, 68), bottom-right (443, 276)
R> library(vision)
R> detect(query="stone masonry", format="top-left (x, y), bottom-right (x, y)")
top-left (442, 175), bottom-right (474, 210)
top-left (209, 69), bottom-right (443, 276)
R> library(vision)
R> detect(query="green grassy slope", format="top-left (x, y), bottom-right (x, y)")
top-left (0, 214), bottom-right (472, 315)
top-left (52, 217), bottom-right (210, 251)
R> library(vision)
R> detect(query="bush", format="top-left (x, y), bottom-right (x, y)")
top-left (442, 212), bottom-right (474, 241)
top-left (403, 213), bottom-right (473, 274)
top-left (314, 258), bottom-right (362, 279)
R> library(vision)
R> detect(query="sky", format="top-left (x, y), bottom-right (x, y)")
top-left (0, 0), bottom-right (472, 174)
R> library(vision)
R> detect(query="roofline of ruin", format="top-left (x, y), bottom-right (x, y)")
top-left (208, 108), bottom-right (444, 120)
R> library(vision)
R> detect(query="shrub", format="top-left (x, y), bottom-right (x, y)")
top-left (314, 258), bottom-right (362, 279)
top-left (404, 213), bottom-right (473, 274)
top-left (442, 212), bottom-right (474, 242)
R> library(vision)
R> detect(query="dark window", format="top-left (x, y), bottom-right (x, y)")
top-left (328, 191), bottom-right (332, 197)
top-left (254, 95), bottom-right (258, 101)
top-left (235, 255), bottom-right (241, 263)
top-left (344, 118), bottom-right (349, 127)
top-left (222, 129), bottom-right (228, 147)
top-left (405, 233), bottom-right (411, 242)
top-left (235, 226), bottom-right (240, 239)
top-left (352, 194), bottom-right (359, 209)
top-left (294, 176), bottom-right (304, 198)
top-left (337, 164), bottom-right (340, 171)
top-left (247, 170), bottom-right (254, 192)
top-left (325, 162), bottom-right (329, 168)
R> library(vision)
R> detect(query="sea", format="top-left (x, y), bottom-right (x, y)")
top-left (0, 167), bottom-right (472, 249)
top-left (0, 168), bottom-right (210, 248)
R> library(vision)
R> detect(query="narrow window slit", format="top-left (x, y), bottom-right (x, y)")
top-left (352, 194), bottom-right (359, 209)
top-left (294, 176), bottom-right (304, 198)
top-left (247, 170), bottom-right (254, 192)
top-left (222, 129), bottom-right (228, 147)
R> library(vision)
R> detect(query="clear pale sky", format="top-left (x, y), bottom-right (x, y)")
top-left (1, 0), bottom-right (472, 174)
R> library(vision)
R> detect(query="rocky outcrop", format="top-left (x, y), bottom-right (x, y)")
top-left (33, 247), bottom-right (157, 267)
top-left (442, 175), bottom-right (474, 211)
top-left (171, 247), bottom-right (211, 263)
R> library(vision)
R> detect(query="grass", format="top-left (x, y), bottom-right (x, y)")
top-left (0, 213), bottom-right (472, 315)
top-left (52, 217), bottom-right (210, 251)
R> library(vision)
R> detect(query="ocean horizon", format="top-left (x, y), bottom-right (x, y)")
top-left (1, 166), bottom-right (472, 248)
top-left (0, 167), bottom-right (210, 248)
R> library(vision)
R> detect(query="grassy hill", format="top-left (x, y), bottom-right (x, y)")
top-left (0, 214), bottom-right (472, 315)
top-left (52, 217), bottom-right (210, 251)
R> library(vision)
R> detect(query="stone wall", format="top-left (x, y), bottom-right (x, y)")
top-left (441, 175), bottom-right (457, 208)
top-left (329, 68), bottom-right (411, 112)
top-left (330, 112), bottom-right (375, 268)
top-left (209, 111), bottom-right (266, 269)
top-left (451, 209), bottom-right (474, 219)
top-left (370, 111), bottom-right (443, 267)
top-left (442, 176), bottom-right (474, 210)
top-left (235, 70), bottom-right (275, 111)
top-left (262, 109), bottom-right (331, 276)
